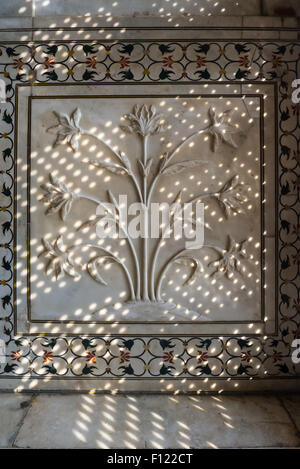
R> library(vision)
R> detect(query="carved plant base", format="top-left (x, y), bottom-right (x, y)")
top-left (95, 301), bottom-right (210, 322)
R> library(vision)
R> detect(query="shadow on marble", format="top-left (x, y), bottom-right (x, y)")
top-left (11, 393), bottom-right (300, 449)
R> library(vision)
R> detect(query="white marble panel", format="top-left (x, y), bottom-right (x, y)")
top-left (14, 82), bottom-right (276, 337)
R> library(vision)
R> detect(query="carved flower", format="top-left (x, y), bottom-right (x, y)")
top-left (207, 107), bottom-right (239, 151)
top-left (48, 108), bottom-right (82, 152)
top-left (39, 235), bottom-right (80, 280)
top-left (40, 173), bottom-right (77, 221)
top-left (215, 175), bottom-right (248, 218)
top-left (120, 104), bottom-right (166, 137)
top-left (209, 236), bottom-right (248, 279)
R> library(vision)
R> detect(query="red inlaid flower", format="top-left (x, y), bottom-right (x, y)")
top-left (119, 55), bottom-right (130, 69)
top-left (241, 351), bottom-right (252, 363)
top-left (196, 55), bottom-right (207, 68)
top-left (120, 350), bottom-right (131, 364)
top-left (162, 55), bottom-right (174, 69)
top-left (163, 351), bottom-right (174, 364)
top-left (43, 56), bottom-right (55, 69)
top-left (10, 350), bottom-right (22, 362)
top-left (239, 55), bottom-right (250, 68)
top-left (13, 58), bottom-right (24, 70)
top-left (86, 350), bottom-right (97, 363)
top-left (197, 351), bottom-right (208, 363)
top-left (85, 56), bottom-right (98, 69)
top-left (42, 350), bottom-right (53, 363)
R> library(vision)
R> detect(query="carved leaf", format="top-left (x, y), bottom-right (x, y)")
top-left (174, 256), bottom-right (204, 285)
top-left (219, 174), bottom-right (239, 193)
top-left (54, 235), bottom-right (66, 254)
top-left (173, 190), bottom-right (183, 205)
top-left (138, 159), bottom-right (152, 177)
top-left (120, 153), bottom-right (132, 172)
top-left (107, 190), bottom-right (120, 212)
top-left (41, 238), bottom-right (55, 256)
top-left (77, 216), bottom-right (101, 230)
top-left (101, 255), bottom-right (121, 266)
top-left (61, 199), bottom-right (73, 221)
top-left (216, 175), bottom-right (248, 218)
top-left (86, 258), bottom-right (108, 285)
top-left (72, 108), bottom-right (82, 127)
top-left (84, 158), bottom-right (128, 175)
top-left (207, 107), bottom-right (239, 151)
top-left (49, 173), bottom-right (69, 192)
top-left (161, 160), bottom-right (205, 175)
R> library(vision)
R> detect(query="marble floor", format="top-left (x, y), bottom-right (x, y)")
top-left (0, 393), bottom-right (299, 448)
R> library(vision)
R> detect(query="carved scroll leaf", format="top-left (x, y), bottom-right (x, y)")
top-left (174, 256), bottom-right (204, 285)
top-left (86, 257), bottom-right (108, 285)
top-left (86, 254), bottom-right (123, 286)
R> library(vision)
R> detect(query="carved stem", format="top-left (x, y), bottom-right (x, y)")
top-left (167, 126), bottom-right (210, 163)
top-left (82, 130), bottom-right (143, 202)
top-left (142, 135), bottom-right (149, 301)
top-left (72, 243), bottom-right (136, 301)
top-left (131, 172), bottom-right (144, 203)
top-left (156, 249), bottom-right (186, 301)
top-left (155, 244), bottom-right (222, 301)
top-left (82, 131), bottom-right (123, 162)
top-left (147, 174), bottom-right (159, 208)
top-left (150, 218), bottom-right (171, 301)
top-left (78, 193), bottom-right (141, 300)
top-left (147, 125), bottom-right (210, 207)
top-left (150, 192), bottom-right (213, 300)
top-left (186, 191), bottom-right (218, 204)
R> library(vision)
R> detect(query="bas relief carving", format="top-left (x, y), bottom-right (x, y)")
top-left (27, 95), bottom-right (262, 324)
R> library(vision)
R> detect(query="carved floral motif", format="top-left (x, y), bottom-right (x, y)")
top-left (40, 173), bottom-right (77, 221)
top-left (39, 235), bottom-right (79, 280)
top-left (48, 108), bottom-right (82, 152)
top-left (209, 236), bottom-right (249, 279)
top-left (207, 107), bottom-right (239, 151)
top-left (120, 104), bottom-right (166, 136)
top-left (41, 105), bottom-right (250, 306)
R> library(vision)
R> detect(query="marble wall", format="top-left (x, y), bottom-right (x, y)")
top-left (0, 6), bottom-right (299, 392)
top-left (0, 0), bottom-right (299, 18)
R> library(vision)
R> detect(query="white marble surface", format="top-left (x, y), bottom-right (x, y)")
top-left (0, 0), bottom-right (299, 18)
top-left (13, 81), bottom-right (276, 336)
top-left (0, 394), bottom-right (33, 447)
top-left (0, 0), bottom-right (262, 18)
top-left (0, 393), bottom-right (297, 448)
